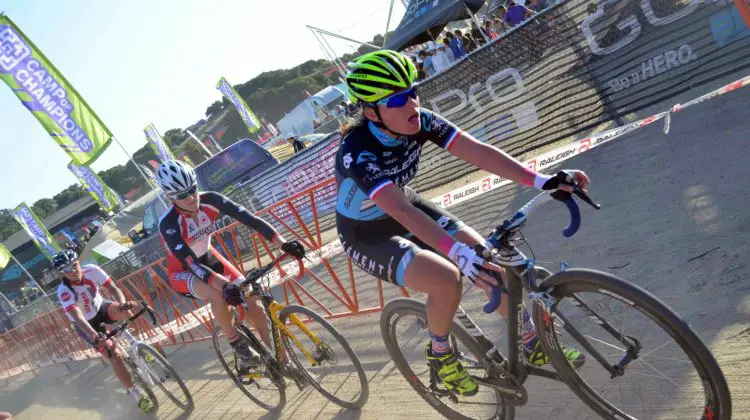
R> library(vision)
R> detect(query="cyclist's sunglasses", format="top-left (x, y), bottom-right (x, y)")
top-left (58, 263), bottom-right (78, 273)
top-left (376, 84), bottom-right (418, 108)
top-left (170, 184), bottom-right (198, 200)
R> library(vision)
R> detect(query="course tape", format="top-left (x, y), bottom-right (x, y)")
top-left (3, 74), bottom-right (749, 378)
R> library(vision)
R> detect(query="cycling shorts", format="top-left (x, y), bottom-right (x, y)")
top-left (74, 301), bottom-right (116, 353)
top-left (336, 187), bottom-right (465, 286)
top-left (169, 248), bottom-right (243, 299)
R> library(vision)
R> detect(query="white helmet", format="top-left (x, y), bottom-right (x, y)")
top-left (156, 160), bottom-right (197, 195)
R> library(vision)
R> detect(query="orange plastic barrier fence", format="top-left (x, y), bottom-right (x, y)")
top-left (0, 177), bottom-right (409, 378)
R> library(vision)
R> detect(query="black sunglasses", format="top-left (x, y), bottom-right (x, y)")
top-left (171, 184), bottom-right (198, 200)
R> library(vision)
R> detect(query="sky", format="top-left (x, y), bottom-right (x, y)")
top-left (0, 0), bottom-right (405, 210)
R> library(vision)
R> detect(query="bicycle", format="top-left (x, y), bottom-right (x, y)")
top-left (380, 184), bottom-right (731, 419)
top-left (212, 253), bottom-right (369, 412)
top-left (101, 301), bottom-right (194, 412)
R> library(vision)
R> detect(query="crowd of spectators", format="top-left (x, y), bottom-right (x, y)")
top-left (409, 0), bottom-right (550, 81)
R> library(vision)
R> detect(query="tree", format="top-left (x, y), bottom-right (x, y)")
top-left (52, 184), bottom-right (88, 209)
top-left (205, 100), bottom-right (224, 118)
top-left (31, 198), bottom-right (57, 220)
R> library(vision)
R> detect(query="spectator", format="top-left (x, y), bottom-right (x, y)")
top-left (504, 0), bottom-right (534, 28)
top-left (455, 29), bottom-right (477, 53)
top-left (528, 0), bottom-right (548, 12)
top-left (432, 42), bottom-right (454, 73)
top-left (286, 133), bottom-right (306, 154)
top-left (418, 50), bottom-right (436, 77)
top-left (445, 31), bottom-right (466, 60)
top-left (471, 22), bottom-right (487, 45)
top-left (483, 20), bottom-right (498, 39)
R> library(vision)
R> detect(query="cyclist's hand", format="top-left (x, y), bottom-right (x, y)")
top-left (222, 282), bottom-right (245, 306)
top-left (539, 170), bottom-right (591, 193)
top-left (448, 243), bottom-right (502, 293)
top-left (94, 334), bottom-right (114, 355)
top-left (281, 240), bottom-right (305, 259)
top-left (120, 301), bottom-right (136, 311)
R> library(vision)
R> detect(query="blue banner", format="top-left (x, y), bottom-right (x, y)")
top-left (12, 202), bottom-right (61, 261)
top-left (144, 123), bottom-right (174, 162)
top-left (67, 161), bottom-right (123, 212)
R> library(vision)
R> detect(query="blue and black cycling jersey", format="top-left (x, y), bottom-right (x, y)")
top-left (334, 108), bottom-right (460, 221)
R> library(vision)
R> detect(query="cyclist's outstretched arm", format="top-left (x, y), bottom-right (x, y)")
top-left (69, 306), bottom-right (98, 341)
top-left (444, 132), bottom-right (537, 186)
top-left (199, 191), bottom-right (283, 245)
top-left (446, 132), bottom-right (591, 191)
top-left (104, 280), bottom-right (127, 305)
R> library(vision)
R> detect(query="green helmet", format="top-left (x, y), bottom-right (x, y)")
top-left (345, 50), bottom-right (418, 104)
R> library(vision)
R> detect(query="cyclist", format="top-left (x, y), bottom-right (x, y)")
top-left (53, 250), bottom-right (154, 412)
top-left (336, 50), bottom-right (588, 396)
top-left (155, 160), bottom-right (305, 376)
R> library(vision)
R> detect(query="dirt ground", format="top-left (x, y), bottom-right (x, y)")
top-left (1, 83), bottom-right (749, 419)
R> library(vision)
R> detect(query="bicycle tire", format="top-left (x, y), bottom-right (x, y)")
top-left (532, 268), bottom-right (731, 420)
top-left (125, 355), bottom-right (159, 413)
top-left (380, 298), bottom-right (507, 420)
top-left (212, 325), bottom-right (286, 412)
top-left (278, 304), bottom-right (369, 409)
top-left (137, 343), bottom-right (194, 411)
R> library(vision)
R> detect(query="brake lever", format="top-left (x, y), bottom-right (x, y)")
top-left (571, 184), bottom-right (601, 210)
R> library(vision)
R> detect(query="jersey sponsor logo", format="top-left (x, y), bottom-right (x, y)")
top-left (190, 264), bottom-right (207, 279)
top-left (60, 292), bottom-right (72, 301)
top-left (365, 163), bottom-right (381, 174)
top-left (343, 153), bottom-right (353, 169)
top-left (383, 151), bottom-right (392, 157)
top-left (166, 229), bottom-right (177, 235)
top-left (173, 272), bottom-right (193, 281)
top-left (237, 205), bottom-right (246, 212)
top-left (176, 244), bottom-right (184, 250)
top-left (356, 150), bottom-right (378, 164)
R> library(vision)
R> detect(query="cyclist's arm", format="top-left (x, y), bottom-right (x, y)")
top-left (200, 191), bottom-right (282, 245)
top-left (69, 306), bottom-right (98, 340)
top-left (159, 219), bottom-right (225, 289)
top-left (104, 280), bottom-right (127, 305)
top-left (444, 132), bottom-right (537, 186)
top-left (370, 184), bottom-right (461, 258)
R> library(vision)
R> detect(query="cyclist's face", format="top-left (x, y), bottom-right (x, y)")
top-left (61, 261), bottom-right (82, 282)
top-left (173, 190), bottom-right (200, 212)
top-left (372, 89), bottom-right (420, 135)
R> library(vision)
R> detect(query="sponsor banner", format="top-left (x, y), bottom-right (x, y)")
top-left (143, 123), bottom-right (174, 162)
top-left (0, 243), bottom-right (11, 270)
top-left (216, 77), bottom-right (261, 133)
top-left (0, 14), bottom-right (112, 165)
top-left (67, 161), bottom-right (124, 212)
top-left (12, 202), bottom-right (61, 261)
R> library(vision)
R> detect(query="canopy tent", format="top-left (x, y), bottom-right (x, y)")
top-left (384, 0), bottom-right (486, 51)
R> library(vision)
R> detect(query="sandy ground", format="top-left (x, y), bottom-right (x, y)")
top-left (1, 83), bottom-right (749, 419)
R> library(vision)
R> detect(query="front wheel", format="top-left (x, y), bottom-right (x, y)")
top-left (533, 268), bottom-right (731, 419)
top-left (136, 343), bottom-right (194, 411)
top-left (380, 298), bottom-right (508, 420)
top-left (212, 325), bottom-right (286, 412)
top-left (278, 304), bottom-right (369, 409)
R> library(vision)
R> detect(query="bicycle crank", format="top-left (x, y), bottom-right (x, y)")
top-left (472, 376), bottom-right (528, 405)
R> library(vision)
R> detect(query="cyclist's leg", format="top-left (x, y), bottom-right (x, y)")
top-left (338, 217), bottom-right (476, 395)
top-left (169, 270), bottom-right (239, 342)
top-left (210, 248), bottom-right (273, 352)
top-left (83, 305), bottom-right (134, 389)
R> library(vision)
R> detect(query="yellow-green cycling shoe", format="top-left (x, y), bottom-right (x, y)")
top-left (425, 342), bottom-right (478, 397)
top-left (138, 396), bottom-right (155, 412)
top-left (525, 340), bottom-right (586, 368)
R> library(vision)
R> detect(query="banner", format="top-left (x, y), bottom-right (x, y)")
top-left (12, 203), bottom-right (61, 261)
top-left (216, 77), bottom-right (261, 133)
top-left (0, 244), bottom-right (11, 270)
top-left (143, 123), bottom-right (174, 162)
top-left (0, 14), bottom-right (112, 165)
top-left (67, 161), bottom-right (124, 212)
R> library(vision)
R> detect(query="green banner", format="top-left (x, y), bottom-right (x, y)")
top-left (67, 161), bottom-right (124, 213)
top-left (217, 77), bottom-right (261, 133)
top-left (0, 244), bottom-right (11, 270)
top-left (12, 202), bottom-right (61, 261)
top-left (0, 13), bottom-right (112, 165)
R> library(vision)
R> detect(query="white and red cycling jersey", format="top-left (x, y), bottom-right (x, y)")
top-left (56, 265), bottom-right (113, 321)
top-left (158, 191), bottom-right (278, 295)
